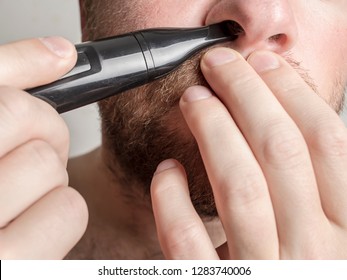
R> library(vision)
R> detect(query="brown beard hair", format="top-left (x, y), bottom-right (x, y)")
top-left (81, 0), bottom-right (228, 217)
top-left (98, 51), bottom-right (219, 217)
top-left (80, 0), bottom-right (219, 216)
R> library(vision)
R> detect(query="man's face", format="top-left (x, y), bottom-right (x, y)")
top-left (83, 0), bottom-right (347, 216)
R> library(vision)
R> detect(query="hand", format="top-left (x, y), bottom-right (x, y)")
top-left (151, 47), bottom-right (347, 259)
top-left (0, 38), bottom-right (88, 259)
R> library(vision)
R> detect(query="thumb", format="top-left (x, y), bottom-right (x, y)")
top-left (0, 37), bottom-right (77, 89)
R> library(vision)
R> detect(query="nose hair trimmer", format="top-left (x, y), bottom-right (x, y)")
top-left (28, 21), bottom-right (237, 113)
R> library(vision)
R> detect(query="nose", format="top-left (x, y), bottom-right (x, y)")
top-left (205, 0), bottom-right (298, 56)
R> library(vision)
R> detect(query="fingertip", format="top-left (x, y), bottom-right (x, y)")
top-left (181, 86), bottom-right (213, 103)
top-left (37, 37), bottom-right (77, 78)
top-left (202, 47), bottom-right (238, 68)
top-left (0, 37), bottom-right (77, 89)
top-left (154, 159), bottom-right (180, 175)
top-left (151, 159), bottom-right (188, 199)
top-left (247, 51), bottom-right (281, 73)
top-left (39, 36), bottom-right (76, 59)
top-left (151, 158), bottom-right (218, 260)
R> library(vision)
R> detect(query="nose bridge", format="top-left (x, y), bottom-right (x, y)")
top-left (206, 0), bottom-right (298, 54)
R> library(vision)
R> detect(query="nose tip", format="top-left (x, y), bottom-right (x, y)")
top-left (236, 13), bottom-right (297, 57)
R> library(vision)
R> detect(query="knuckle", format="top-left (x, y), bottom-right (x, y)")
top-left (309, 124), bottom-right (347, 157)
top-left (162, 221), bottom-right (203, 257)
top-left (233, 75), bottom-right (259, 92)
top-left (29, 140), bottom-right (58, 165)
top-left (0, 87), bottom-right (33, 123)
top-left (56, 187), bottom-right (88, 232)
top-left (26, 140), bottom-right (68, 184)
top-left (56, 119), bottom-right (70, 157)
top-left (262, 128), bottom-right (306, 169)
top-left (217, 168), bottom-right (266, 207)
top-left (61, 119), bottom-right (70, 142)
top-left (0, 87), bottom-right (70, 165)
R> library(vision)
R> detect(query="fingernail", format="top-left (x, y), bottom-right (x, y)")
top-left (203, 48), bottom-right (237, 67)
top-left (248, 51), bottom-right (280, 73)
top-left (39, 36), bottom-right (74, 58)
top-left (155, 159), bottom-right (178, 174)
top-left (182, 86), bottom-right (213, 102)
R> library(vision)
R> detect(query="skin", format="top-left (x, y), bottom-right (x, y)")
top-left (0, 38), bottom-right (88, 259)
top-left (1, 0), bottom-right (347, 259)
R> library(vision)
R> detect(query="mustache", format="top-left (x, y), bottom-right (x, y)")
top-left (282, 52), bottom-right (319, 94)
top-left (168, 41), bottom-right (319, 97)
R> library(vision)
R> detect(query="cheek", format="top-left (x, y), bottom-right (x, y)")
top-left (121, 0), bottom-right (211, 29)
top-left (293, 20), bottom-right (347, 100)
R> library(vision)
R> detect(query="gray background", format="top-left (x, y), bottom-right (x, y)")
top-left (1, 0), bottom-right (346, 157)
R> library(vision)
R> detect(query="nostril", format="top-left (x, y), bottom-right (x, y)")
top-left (227, 20), bottom-right (245, 38)
top-left (268, 33), bottom-right (287, 45)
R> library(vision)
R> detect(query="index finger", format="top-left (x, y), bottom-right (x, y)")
top-left (0, 37), bottom-right (76, 89)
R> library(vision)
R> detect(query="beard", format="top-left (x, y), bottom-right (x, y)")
top-left (98, 45), bottom-right (346, 218)
top-left (98, 49), bottom-right (219, 217)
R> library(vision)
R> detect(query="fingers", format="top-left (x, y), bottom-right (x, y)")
top-left (0, 139), bottom-right (88, 259)
top-left (153, 47), bottom-right (347, 259)
top-left (151, 160), bottom-right (218, 260)
top-left (0, 38), bottom-right (76, 163)
top-left (1, 187), bottom-right (88, 259)
top-left (199, 48), bottom-right (329, 249)
top-left (0, 37), bottom-right (77, 89)
top-left (0, 86), bottom-right (69, 163)
top-left (247, 51), bottom-right (347, 228)
top-left (0, 38), bottom-right (84, 259)
top-left (180, 86), bottom-right (278, 259)
top-left (0, 140), bottom-right (68, 228)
